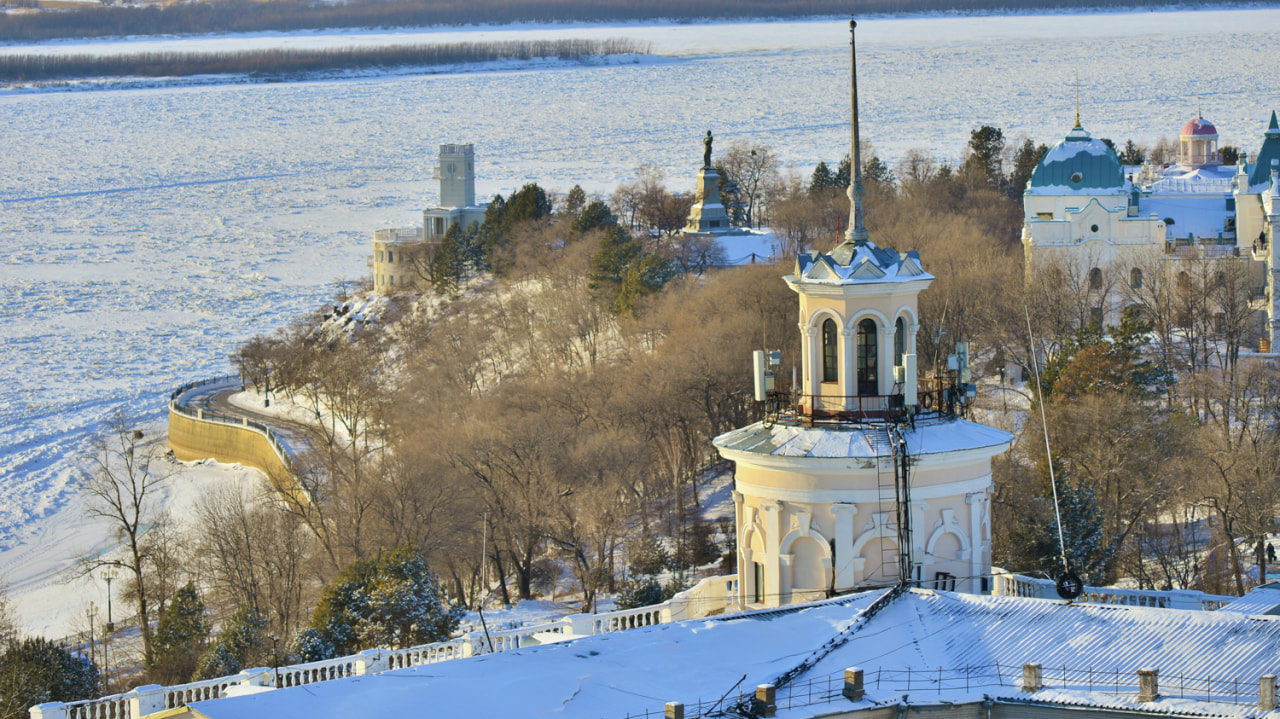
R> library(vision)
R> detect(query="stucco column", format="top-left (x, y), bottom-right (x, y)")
top-left (910, 500), bottom-right (929, 583)
top-left (733, 490), bottom-right (747, 606)
top-left (967, 492), bottom-right (985, 594)
top-left (830, 503), bottom-right (858, 591)
top-left (778, 553), bottom-right (794, 605)
top-left (763, 501), bottom-right (783, 607)
top-left (839, 328), bottom-right (855, 408)
top-left (800, 325), bottom-right (816, 399)
top-left (909, 322), bottom-right (920, 357)
top-left (878, 326), bottom-right (897, 395)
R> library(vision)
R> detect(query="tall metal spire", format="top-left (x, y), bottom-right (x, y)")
top-left (845, 16), bottom-right (869, 245)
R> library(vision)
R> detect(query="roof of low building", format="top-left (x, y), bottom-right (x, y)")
top-left (183, 589), bottom-right (1280, 719)
top-left (1218, 581), bottom-right (1280, 616)
top-left (1028, 125), bottom-right (1125, 196)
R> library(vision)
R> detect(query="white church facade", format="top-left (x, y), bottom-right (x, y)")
top-left (1021, 111), bottom-right (1280, 349)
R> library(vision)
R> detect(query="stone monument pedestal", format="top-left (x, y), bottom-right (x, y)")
top-left (684, 166), bottom-right (734, 234)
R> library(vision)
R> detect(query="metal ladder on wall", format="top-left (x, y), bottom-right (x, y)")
top-left (870, 425), bottom-right (899, 584)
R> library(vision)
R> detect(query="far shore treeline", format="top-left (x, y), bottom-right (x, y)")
top-left (0, 0), bottom-right (1254, 43)
top-left (0, 38), bottom-right (649, 82)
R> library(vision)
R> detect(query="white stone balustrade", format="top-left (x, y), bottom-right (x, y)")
top-left (991, 569), bottom-right (1232, 610)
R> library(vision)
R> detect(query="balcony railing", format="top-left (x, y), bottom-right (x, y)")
top-left (763, 378), bottom-right (961, 428)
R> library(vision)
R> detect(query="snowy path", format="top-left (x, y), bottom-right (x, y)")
top-left (1, 8), bottom-right (1279, 636)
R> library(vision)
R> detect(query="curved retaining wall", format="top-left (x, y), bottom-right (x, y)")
top-left (167, 406), bottom-right (294, 488)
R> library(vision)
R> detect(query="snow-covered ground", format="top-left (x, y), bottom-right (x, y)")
top-left (2, 7), bottom-right (1279, 638)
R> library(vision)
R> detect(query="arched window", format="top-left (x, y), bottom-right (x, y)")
top-left (821, 318), bottom-right (838, 383)
top-left (856, 319), bottom-right (878, 395)
top-left (1130, 268), bottom-right (1143, 289)
top-left (894, 317), bottom-right (906, 369)
top-left (1089, 267), bottom-right (1103, 290)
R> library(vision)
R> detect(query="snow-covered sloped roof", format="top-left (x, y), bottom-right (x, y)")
top-left (1218, 581), bottom-right (1280, 616)
top-left (184, 590), bottom-right (1280, 719)
top-left (1142, 196), bottom-right (1231, 240)
top-left (713, 416), bottom-right (1013, 460)
top-left (1249, 111), bottom-right (1280, 189)
top-left (791, 239), bottom-right (932, 287)
top-left (1028, 125), bottom-right (1124, 195)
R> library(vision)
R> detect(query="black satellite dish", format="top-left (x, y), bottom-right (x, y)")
top-left (1055, 570), bottom-right (1084, 600)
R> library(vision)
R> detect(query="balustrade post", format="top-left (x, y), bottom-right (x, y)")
top-left (240, 667), bottom-right (275, 688)
top-left (355, 649), bottom-right (389, 675)
top-left (664, 702), bottom-right (684, 719)
top-left (28, 702), bottom-right (66, 719)
top-left (129, 685), bottom-right (165, 717)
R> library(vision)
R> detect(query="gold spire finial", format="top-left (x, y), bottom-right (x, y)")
top-left (1074, 70), bottom-right (1081, 129)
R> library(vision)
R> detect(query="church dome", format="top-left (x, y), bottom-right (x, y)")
top-left (1181, 115), bottom-right (1218, 138)
top-left (1027, 125), bottom-right (1124, 195)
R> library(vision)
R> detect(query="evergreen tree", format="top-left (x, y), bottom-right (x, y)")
top-left (833, 155), bottom-right (851, 189)
top-left (615, 575), bottom-right (664, 610)
top-left (0, 638), bottom-right (99, 719)
top-left (430, 221), bottom-right (469, 295)
top-left (1007, 138), bottom-right (1048, 198)
top-left (561, 184), bottom-right (587, 219)
top-left (302, 545), bottom-right (462, 657)
top-left (808, 160), bottom-right (835, 197)
top-left (1026, 472), bottom-right (1109, 585)
top-left (360, 545), bottom-right (462, 649)
top-left (963, 125), bottom-right (1005, 189)
top-left (1118, 139), bottom-right (1146, 165)
top-left (572, 199), bottom-right (615, 236)
top-left (1039, 310), bottom-right (1172, 401)
top-left (193, 607), bottom-right (268, 680)
top-left (150, 582), bottom-right (208, 684)
top-left (863, 156), bottom-right (895, 189)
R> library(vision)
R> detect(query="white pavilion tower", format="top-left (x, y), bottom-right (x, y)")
top-left (712, 20), bottom-right (1013, 608)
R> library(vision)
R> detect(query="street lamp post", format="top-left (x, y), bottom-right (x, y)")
top-left (101, 567), bottom-right (117, 690)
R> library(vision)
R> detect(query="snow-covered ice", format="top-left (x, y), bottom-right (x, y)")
top-left (2, 7), bottom-right (1279, 637)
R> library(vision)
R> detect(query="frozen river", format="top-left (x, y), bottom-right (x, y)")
top-left (1, 7), bottom-right (1279, 635)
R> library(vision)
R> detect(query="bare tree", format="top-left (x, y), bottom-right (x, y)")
top-left (80, 409), bottom-right (172, 667)
top-left (716, 140), bottom-right (779, 228)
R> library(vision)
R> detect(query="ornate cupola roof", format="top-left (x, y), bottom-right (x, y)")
top-left (1181, 114), bottom-right (1219, 138)
top-left (792, 241), bottom-right (931, 288)
top-left (1028, 124), bottom-right (1124, 195)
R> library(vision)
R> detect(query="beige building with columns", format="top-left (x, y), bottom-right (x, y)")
top-left (713, 239), bottom-right (1013, 607)
top-left (713, 17), bottom-right (1013, 610)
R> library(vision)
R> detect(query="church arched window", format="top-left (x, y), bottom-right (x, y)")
top-left (856, 319), bottom-right (878, 395)
top-left (821, 319), bottom-right (838, 383)
top-left (894, 317), bottom-right (906, 369)
top-left (1130, 268), bottom-right (1143, 289)
top-left (1089, 267), bottom-right (1103, 290)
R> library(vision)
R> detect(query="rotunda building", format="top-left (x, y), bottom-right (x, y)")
top-left (712, 240), bottom-right (1013, 608)
top-left (1180, 114), bottom-right (1220, 168)
top-left (713, 19), bottom-right (1011, 610)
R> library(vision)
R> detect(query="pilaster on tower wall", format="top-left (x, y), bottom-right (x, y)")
top-left (1267, 177), bottom-right (1280, 351)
